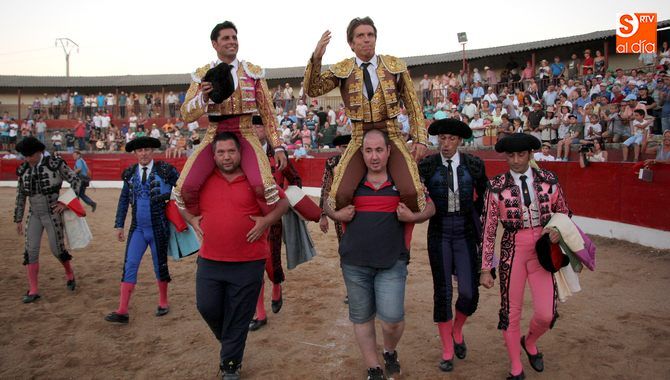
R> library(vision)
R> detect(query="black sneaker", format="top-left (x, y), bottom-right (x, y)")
top-left (383, 351), bottom-right (401, 378)
top-left (67, 278), bottom-right (76, 291)
top-left (367, 367), bottom-right (386, 380)
top-left (22, 292), bottom-right (41, 304)
top-left (221, 360), bottom-right (241, 380)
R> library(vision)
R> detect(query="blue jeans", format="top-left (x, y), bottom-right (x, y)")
top-left (341, 259), bottom-right (408, 324)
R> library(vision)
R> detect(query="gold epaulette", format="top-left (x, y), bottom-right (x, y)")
top-left (328, 58), bottom-right (355, 79)
top-left (379, 55), bottom-right (407, 74)
top-left (242, 60), bottom-right (265, 79)
top-left (191, 63), bottom-right (211, 83)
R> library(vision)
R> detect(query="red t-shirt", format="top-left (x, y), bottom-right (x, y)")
top-left (199, 170), bottom-right (269, 262)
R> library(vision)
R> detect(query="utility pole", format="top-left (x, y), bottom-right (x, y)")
top-left (55, 38), bottom-right (79, 77)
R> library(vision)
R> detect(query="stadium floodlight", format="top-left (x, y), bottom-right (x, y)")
top-left (457, 32), bottom-right (468, 44)
top-left (55, 38), bottom-right (79, 77)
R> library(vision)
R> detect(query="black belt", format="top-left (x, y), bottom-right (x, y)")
top-left (208, 114), bottom-right (239, 122)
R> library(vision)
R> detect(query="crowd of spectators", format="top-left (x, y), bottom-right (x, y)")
top-left (3, 43), bottom-right (670, 164)
top-left (418, 47), bottom-right (670, 163)
top-left (23, 90), bottom-right (187, 121)
top-left (1, 110), bottom-right (202, 157)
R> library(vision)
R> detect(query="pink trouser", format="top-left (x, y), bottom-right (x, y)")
top-left (503, 227), bottom-right (554, 375)
top-left (175, 116), bottom-right (276, 215)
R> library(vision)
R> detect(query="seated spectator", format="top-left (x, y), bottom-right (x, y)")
top-left (497, 114), bottom-right (514, 139)
top-left (601, 103), bottom-right (627, 143)
top-left (623, 109), bottom-right (652, 161)
top-left (300, 124), bottom-right (312, 148)
top-left (556, 114), bottom-right (583, 161)
top-left (51, 130), bottom-right (63, 151)
top-left (579, 138), bottom-right (608, 168)
top-left (534, 142), bottom-right (556, 161)
top-left (539, 106), bottom-right (559, 143)
top-left (644, 130), bottom-right (670, 167)
top-left (580, 114), bottom-right (603, 143)
top-left (423, 100), bottom-right (435, 120)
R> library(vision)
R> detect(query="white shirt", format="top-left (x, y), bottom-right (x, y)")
top-left (93, 115), bottom-right (102, 128)
top-left (355, 55), bottom-right (379, 99)
top-left (440, 151), bottom-right (461, 193)
top-left (150, 128), bottom-right (161, 139)
top-left (187, 121), bottom-right (200, 132)
top-left (138, 160), bottom-right (154, 178)
top-left (534, 152), bottom-right (556, 162)
top-left (296, 104), bottom-right (307, 119)
top-left (101, 115), bottom-right (111, 128)
top-left (510, 166), bottom-right (536, 204)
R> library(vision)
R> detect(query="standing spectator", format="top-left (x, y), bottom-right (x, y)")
top-left (119, 92), bottom-right (128, 119)
top-left (550, 56), bottom-right (565, 79)
top-left (594, 50), bottom-right (606, 75)
top-left (51, 94), bottom-right (62, 119)
top-left (420, 74), bottom-right (432, 105)
top-left (145, 93), bottom-right (153, 117)
top-left (472, 68), bottom-right (482, 83)
top-left (8, 118), bottom-right (19, 151)
top-left (272, 85), bottom-right (282, 109)
top-left (106, 93), bottom-right (116, 115)
top-left (35, 118), bottom-right (47, 144)
top-left (51, 130), bottom-right (63, 151)
top-left (469, 112), bottom-right (486, 147)
top-left (582, 50), bottom-right (594, 76)
top-left (566, 53), bottom-right (581, 80)
top-left (0, 119), bottom-right (8, 151)
top-left (295, 99), bottom-right (307, 128)
top-left (65, 129), bottom-right (76, 153)
top-left (95, 92), bottom-right (104, 112)
top-left (485, 66), bottom-right (498, 85)
top-left (472, 81), bottom-right (484, 105)
top-left (73, 150), bottom-right (97, 211)
top-left (283, 83), bottom-right (294, 111)
top-left (166, 91), bottom-right (178, 118)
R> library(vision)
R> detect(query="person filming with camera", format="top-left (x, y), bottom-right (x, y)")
top-left (579, 137), bottom-right (607, 168)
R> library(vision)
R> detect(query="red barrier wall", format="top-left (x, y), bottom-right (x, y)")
top-left (2, 155), bottom-right (668, 232)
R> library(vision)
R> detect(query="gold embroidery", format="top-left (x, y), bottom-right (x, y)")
top-left (379, 55), bottom-right (406, 74)
top-left (304, 58), bottom-right (339, 97)
top-left (329, 58), bottom-right (355, 78)
top-left (242, 60), bottom-right (264, 79)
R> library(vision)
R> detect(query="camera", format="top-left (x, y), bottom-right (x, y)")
top-left (579, 143), bottom-right (594, 153)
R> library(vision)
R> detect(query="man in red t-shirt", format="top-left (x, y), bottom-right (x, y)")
top-left (184, 131), bottom-right (288, 378)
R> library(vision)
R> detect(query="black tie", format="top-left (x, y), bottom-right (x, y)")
top-left (520, 175), bottom-right (531, 207)
top-left (142, 167), bottom-right (148, 184)
top-left (360, 62), bottom-right (374, 101)
top-left (228, 64), bottom-right (235, 84)
top-left (446, 159), bottom-right (454, 192)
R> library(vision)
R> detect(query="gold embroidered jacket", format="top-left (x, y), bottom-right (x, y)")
top-left (181, 60), bottom-right (281, 147)
top-left (304, 55), bottom-right (427, 145)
